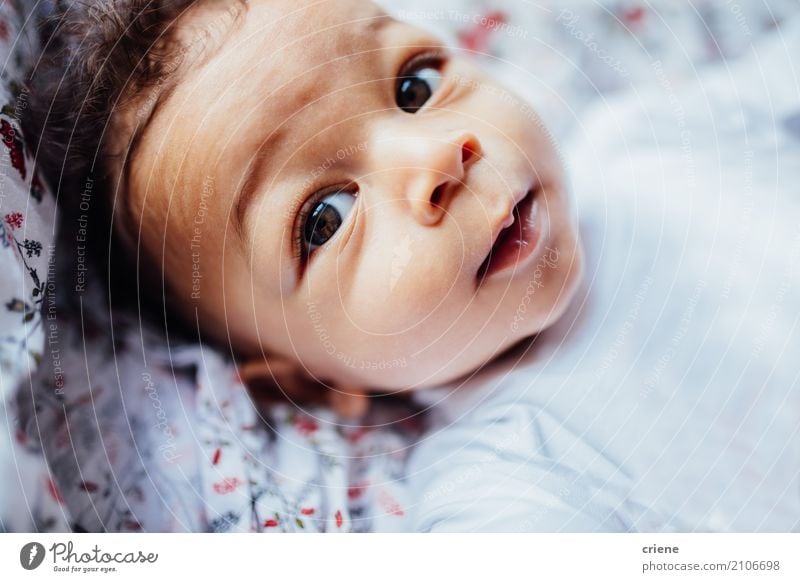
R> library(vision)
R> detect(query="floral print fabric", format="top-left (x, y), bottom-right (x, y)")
top-left (0, 0), bottom-right (65, 532)
top-left (15, 307), bottom-right (419, 532)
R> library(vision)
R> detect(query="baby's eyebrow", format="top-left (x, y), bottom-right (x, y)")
top-left (362, 12), bottom-right (394, 35)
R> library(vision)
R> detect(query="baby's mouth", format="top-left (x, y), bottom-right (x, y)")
top-left (477, 188), bottom-right (541, 281)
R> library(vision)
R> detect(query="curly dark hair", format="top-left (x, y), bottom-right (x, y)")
top-left (21, 0), bottom-right (246, 331)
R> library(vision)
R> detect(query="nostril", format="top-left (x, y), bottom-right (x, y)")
top-left (461, 142), bottom-right (476, 164)
top-left (431, 183), bottom-right (447, 207)
top-left (460, 134), bottom-right (483, 165)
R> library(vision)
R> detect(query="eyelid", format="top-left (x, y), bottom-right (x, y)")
top-left (396, 47), bottom-right (449, 90)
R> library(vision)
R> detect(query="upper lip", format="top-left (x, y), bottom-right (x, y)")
top-left (486, 188), bottom-right (530, 250)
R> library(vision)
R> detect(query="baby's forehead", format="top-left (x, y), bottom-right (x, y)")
top-left (219, 0), bottom-right (389, 60)
top-left (123, 1), bottom-right (391, 171)
top-left (194, 3), bottom-right (400, 147)
top-left (123, 0), bottom-right (398, 210)
top-left (191, 0), bottom-right (392, 113)
top-left (239, 1), bottom-right (390, 69)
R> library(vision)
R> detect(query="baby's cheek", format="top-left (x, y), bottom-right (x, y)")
top-left (342, 249), bottom-right (466, 334)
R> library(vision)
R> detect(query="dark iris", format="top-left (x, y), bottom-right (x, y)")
top-left (396, 75), bottom-right (434, 113)
top-left (304, 201), bottom-right (342, 247)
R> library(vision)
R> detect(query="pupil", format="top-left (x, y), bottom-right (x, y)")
top-left (398, 77), bottom-right (431, 112)
top-left (306, 202), bottom-right (342, 246)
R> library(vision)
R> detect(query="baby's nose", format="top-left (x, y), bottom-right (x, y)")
top-left (374, 132), bottom-right (481, 226)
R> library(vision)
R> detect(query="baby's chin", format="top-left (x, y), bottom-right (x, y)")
top-left (432, 238), bottom-right (587, 387)
top-left (347, 322), bottom-right (560, 392)
top-left (352, 336), bottom-right (536, 393)
top-left (352, 279), bottom-right (586, 392)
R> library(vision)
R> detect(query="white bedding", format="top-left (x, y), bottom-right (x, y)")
top-left (407, 15), bottom-right (800, 531)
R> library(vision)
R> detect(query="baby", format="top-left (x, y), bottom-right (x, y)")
top-left (25, 0), bottom-right (583, 416)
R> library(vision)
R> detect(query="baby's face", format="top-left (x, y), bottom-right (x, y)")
top-left (123, 0), bottom-right (583, 390)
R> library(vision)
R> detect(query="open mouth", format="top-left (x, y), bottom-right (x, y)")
top-left (477, 188), bottom-right (541, 281)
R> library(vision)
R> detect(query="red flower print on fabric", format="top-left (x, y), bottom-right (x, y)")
top-left (1, 119), bottom-right (26, 180)
top-left (348, 481), bottom-right (368, 500)
top-left (620, 6), bottom-right (647, 27)
top-left (212, 477), bottom-right (242, 494)
top-left (47, 478), bottom-right (64, 505)
top-left (457, 10), bottom-right (507, 53)
top-left (294, 416), bottom-right (318, 436)
top-left (345, 426), bottom-right (371, 444)
top-left (4, 212), bottom-right (23, 229)
top-left (378, 489), bottom-right (405, 517)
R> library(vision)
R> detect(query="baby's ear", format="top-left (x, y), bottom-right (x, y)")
top-left (237, 355), bottom-right (369, 418)
top-left (237, 354), bottom-right (321, 407)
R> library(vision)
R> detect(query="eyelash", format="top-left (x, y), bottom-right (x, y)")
top-left (292, 48), bottom-right (448, 264)
top-left (292, 229), bottom-right (305, 262)
top-left (396, 47), bottom-right (448, 92)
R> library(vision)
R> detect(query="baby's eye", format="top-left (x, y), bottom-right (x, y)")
top-left (396, 53), bottom-right (444, 114)
top-left (302, 188), bottom-right (357, 253)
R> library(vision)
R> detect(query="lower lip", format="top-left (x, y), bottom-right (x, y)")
top-left (477, 189), bottom-right (542, 281)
